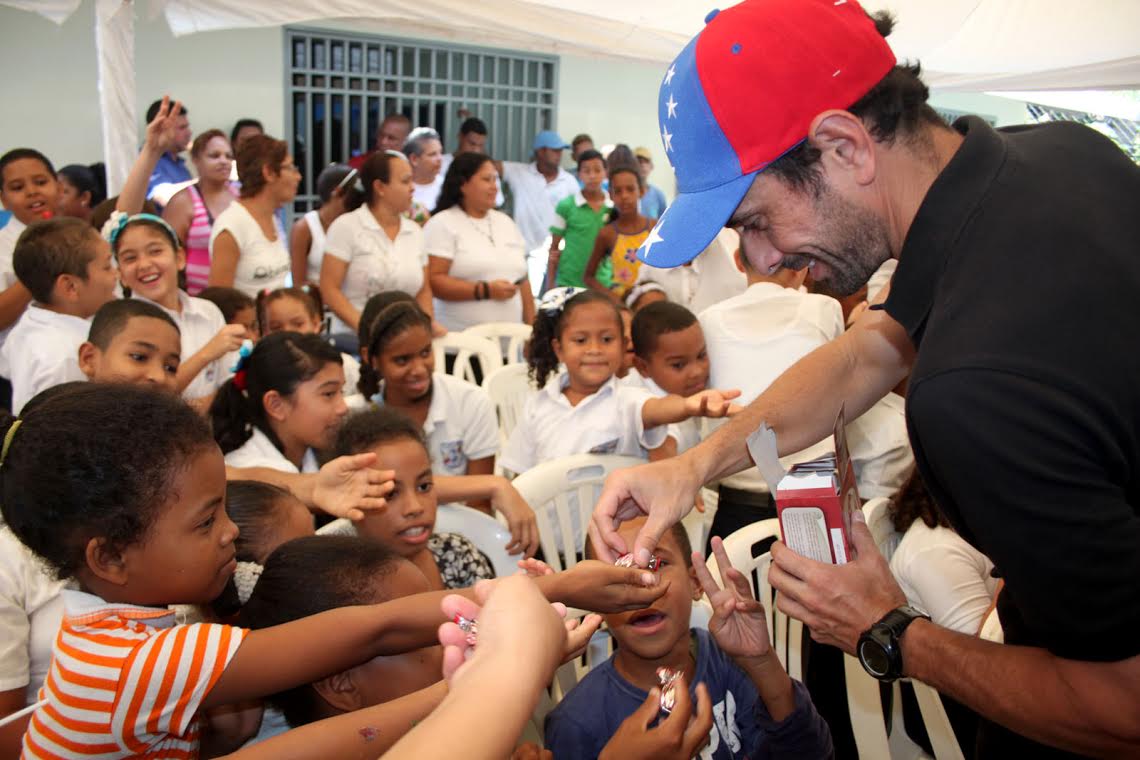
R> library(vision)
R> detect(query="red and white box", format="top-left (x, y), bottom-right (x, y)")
top-left (746, 408), bottom-right (861, 565)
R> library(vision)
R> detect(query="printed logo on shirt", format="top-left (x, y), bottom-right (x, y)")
top-left (253, 263), bottom-right (292, 281)
top-left (439, 440), bottom-right (466, 472)
top-left (588, 439), bottom-right (619, 455)
top-left (699, 690), bottom-right (742, 759)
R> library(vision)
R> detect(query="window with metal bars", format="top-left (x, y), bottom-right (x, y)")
top-left (285, 27), bottom-right (559, 217)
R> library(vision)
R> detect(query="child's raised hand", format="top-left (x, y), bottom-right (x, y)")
top-left (683, 388), bottom-right (743, 419)
top-left (562, 613), bottom-right (602, 664)
top-left (207, 324), bottom-right (248, 362)
top-left (693, 537), bottom-right (773, 660)
top-left (597, 673), bottom-right (714, 760)
top-left (143, 95), bottom-right (185, 155)
top-left (516, 557), bottom-right (555, 577)
top-left (311, 452), bottom-right (395, 521)
top-left (492, 479), bottom-right (541, 557)
top-left (557, 560), bottom-right (670, 613)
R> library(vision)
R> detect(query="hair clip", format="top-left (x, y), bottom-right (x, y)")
top-left (230, 338), bottom-right (254, 374)
top-left (335, 168), bottom-right (358, 191)
top-left (538, 286), bottom-right (586, 316)
top-left (233, 561), bottom-right (263, 605)
top-left (103, 211), bottom-right (181, 250)
top-left (0, 419), bottom-right (22, 468)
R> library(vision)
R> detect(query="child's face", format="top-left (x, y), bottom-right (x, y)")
top-left (374, 324), bottom-right (434, 403)
top-left (636, 324), bottom-right (710, 398)
top-left (631, 290), bottom-right (667, 312)
top-left (115, 447), bottom-right (239, 606)
top-left (115, 225), bottom-right (184, 304)
top-left (608, 171), bottom-right (643, 218)
top-left (56, 175), bottom-right (91, 218)
top-left (357, 439), bottom-right (437, 559)
top-left (230, 305), bottom-right (258, 341)
top-left (80, 315), bottom-right (182, 392)
top-left (272, 361), bottom-right (349, 451)
top-left (72, 238), bottom-right (119, 316)
top-left (264, 295), bottom-right (321, 335)
top-left (619, 308), bottom-right (635, 378)
top-left (578, 158), bottom-right (606, 193)
top-left (603, 517), bottom-right (701, 662)
top-left (553, 301), bottom-right (623, 391)
top-left (0, 158), bottom-right (59, 225)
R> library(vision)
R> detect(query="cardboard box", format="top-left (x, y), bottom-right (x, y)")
top-left (746, 408), bottom-right (861, 564)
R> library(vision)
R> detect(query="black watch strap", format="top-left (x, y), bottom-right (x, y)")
top-left (857, 605), bottom-right (930, 682)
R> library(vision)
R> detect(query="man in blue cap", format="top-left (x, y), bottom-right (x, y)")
top-left (591, 1), bottom-right (1140, 757)
top-left (497, 130), bottom-right (581, 255)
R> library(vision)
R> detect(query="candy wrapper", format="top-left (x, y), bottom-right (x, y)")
top-left (453, 614), bottom-right (478, 646)
top-left (656, 666), bottom-right (682, 714)
top-left (614, 552), bottom-right (663, 571)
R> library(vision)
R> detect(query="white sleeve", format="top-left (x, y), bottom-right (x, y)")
top-left (461, 385), bottom-right (500, 460)
top-left (423, 214), bottom-right (457, 261)
top-left (891, 531), bottom-right (997, 635)
top-left (208, 208), bottom-right (246, 257)
top-left (499, 394), bottom-right (538, 475)
top-left (410, 224), bottom-right (428, 267)
top-left (621, 386), bottom-right (669, 451)
top-left (322, 214), bottom-right (356, 263)
top-left (499, 161), bottom-right (525, 187)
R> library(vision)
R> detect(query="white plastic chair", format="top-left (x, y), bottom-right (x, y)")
top-left (465, 322), bottom-right (532, 365)
top-left (434, 503), bottom-right (516, 579)
top-left (481, 362), bottom-right (533, 450)
top-left (433, 332), bottom-right (503, 385)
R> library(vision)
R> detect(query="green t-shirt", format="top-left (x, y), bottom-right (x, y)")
top-left (550, 193), bottom-right (613, 288)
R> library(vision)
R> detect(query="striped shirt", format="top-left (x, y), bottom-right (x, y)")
top-left (23, 590), bottom-right (247, 760)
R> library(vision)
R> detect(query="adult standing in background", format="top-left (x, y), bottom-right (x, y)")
top-left (163, 129), bottom-right (238, 295)
top-left (591, 1), bottom-right (1140, 757)
top-left (230, 118), bottom-right (264, 151)
top-left (440, 117), bottom-right (504, 208)
top-left (348, 113), bottom-right (412, 170)
top-left (496, 131), bottom-right (581, 255)
top-left (404, 127), bottom-right (445, 212)
top-left (634, 147), bottom-right (668, 219)
top-left (143, 98), bottom-right (193, 207)
top-left (426, 153), bottom-right (534, 332)
top-left (209, 135), bottom-right (297, 297)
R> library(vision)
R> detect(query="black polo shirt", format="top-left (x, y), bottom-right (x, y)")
top-left (884, 117), bottom-right (1140, 750)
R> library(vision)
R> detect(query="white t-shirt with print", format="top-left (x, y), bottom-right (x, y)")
top-left (323, 206), bottom-right (426, 334)
top-left (209, 201), bottom-right (291, 298)
top-left (223, 427), bottom-right (320, 474)
top-left (423, 207), bottom-right (528, 331)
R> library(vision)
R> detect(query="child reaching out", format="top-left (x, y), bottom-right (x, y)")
top-left (583, 162), bottom-right (652, 302)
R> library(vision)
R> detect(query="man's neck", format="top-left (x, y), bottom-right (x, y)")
top-left (612, 630), bottom-right (697, 692)
top-left (535, 162), bottom-right (558, 182)
top-left (880, 125), bottom-right (964, 256)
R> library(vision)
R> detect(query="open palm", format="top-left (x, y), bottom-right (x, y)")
top-left (693, 537), bottom-right (773, 659)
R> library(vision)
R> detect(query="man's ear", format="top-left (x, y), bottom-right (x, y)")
top-left (77, 341), bottom-right (99, 380)
top-left (262, 390), bottom-right (290, 423)
top-left (85, 537), bottom-right (129, 587)
top-left (806, 109), bottom-right (877, 187)
top-left (732, 248), bottom-right (746, 274)
top-left (312, 669), bottom-right (365, 713)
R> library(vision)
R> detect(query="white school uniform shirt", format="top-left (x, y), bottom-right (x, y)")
top-left (209, 201), bottom-right (291, 298)
top-left (0, 217), bottom-right (27, 356)
top-left (323, 206), bottom-right (426, 335)
top-left (0, 527), bottom-right (66, 705)
top-left (341, 352), bottom-right (362, 401)
top-left (866, 258), bottom-right (897, 304)
top-left (302, 209), bottom-right (327, 285)
top-left (620, 370), bottom-right (699, 453)
top-left (0, 305), bottom-right (90, 413)
top-left (374, 372), bottom-right (499, 476)
top-left (499, 161), bottom-right (580, 252)
top-left (634, 228), bottom-right (746, 314)
top-left (135, 291), bottom-right (235, 401)
top-left (501, 371), bottom-right (669, 476)
top-left (440, 153), bottom-right (505, 207)
top-left (412, 175), bottom-right (445, 213)
top-left (423, 206), bottom-right (528, 331)
top-left (224, 427), bottom-right (320, 474)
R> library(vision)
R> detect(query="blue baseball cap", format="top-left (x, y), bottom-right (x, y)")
top-left (637, 0), bottom-right (896, 267)
top-left (533, 130), bottom-right (570, 151)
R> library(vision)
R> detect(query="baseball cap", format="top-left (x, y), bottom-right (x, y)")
top-left (634, 147), bottom-right (653, 162)
top-left (637, 0), bottom-right (896, 267)
top-left (533, 130), bottom-right (570, 151)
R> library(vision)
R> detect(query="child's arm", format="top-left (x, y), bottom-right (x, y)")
top-left (435, 473), bottom-right (539, 557)
top-left (641, 388), bottom-right (742, 428)
top-left (545, 233), bottom-right (563, 295)
top-left (219, 681), bottom-right (448, 760)
top-left (583, 227), bottom-right (616, 297)
top-left (175, 323), bottom-right (246, 392)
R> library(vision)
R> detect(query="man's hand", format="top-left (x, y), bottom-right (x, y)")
top-left (311, 453), bottom-right (395, 521)
top-left (693, 537), bottom-right (773, 660)
top-left (589, 454), bottom-right (703, 566)
top-left (598, 674), bottom-right (713, 760)
top-left (768, 510), bottom-right (907, 653)
top-left (490, 478), bottom-right (540, 557)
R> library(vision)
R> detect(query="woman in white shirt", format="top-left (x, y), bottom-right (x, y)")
top-left (425, 153), bottom-right (535, 332)
top-left (320, 151), bottom-right (432, 336)
top-left (209, 135), bottom-right (299, 297)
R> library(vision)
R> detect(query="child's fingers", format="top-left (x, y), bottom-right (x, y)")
top-left (719, 388), bottom-right (742, 400)
top-left (440, 592), bottom-right (481, 623)
top-left (631, 687), bottom-right (663, 729)
top-left (724, 567), bottom-right (756, 602)
top-left (710, 536), bottom-right (735, 589)
top-left (690, 549), bottom-right (723, 599)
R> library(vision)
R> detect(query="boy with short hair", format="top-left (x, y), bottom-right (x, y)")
top-left (1, 218), bottom-right (118, 412)
top-left (545, 518), bottom-right (833, 759)
top-left (628, 301), bottom-right (711, 452)
top-left (78, 299), bottom-right (182, 392)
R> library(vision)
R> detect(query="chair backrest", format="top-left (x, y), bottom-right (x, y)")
top-left (481, 363), bottom-right (533, 449)
top-left (434, 503), bottom-right (516, 578)
top-left (511, 454), bottom-right (645, 573)
top-left (465, 322), bottom-right (533, 365)
top-left (433, 332), bottom-right (504, 385)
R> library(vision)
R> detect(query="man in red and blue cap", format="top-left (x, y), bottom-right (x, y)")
top-left (591, 1), bottom-right (1140, 757)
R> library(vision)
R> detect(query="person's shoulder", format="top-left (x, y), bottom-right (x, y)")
top-left (436, 371), bottom-right (490, 401)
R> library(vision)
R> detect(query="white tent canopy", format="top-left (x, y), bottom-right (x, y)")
top-left (7, 0), bottom-right (1140, 190)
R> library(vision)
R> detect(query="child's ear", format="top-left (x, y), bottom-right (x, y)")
top-left (174, 244), bottom-right (187, 273)
top-left (632, 354), bottom-right (649, 376)
top-left (77, 341), bottom-right (99, 380)
top-left (551, 336), bottom-right (564, 364)
top-left (53, 274), bottom-right (78, 305)
top-left (312, 670), bottom-right (364, 713)
top-left (85, 537), bottom-right (129, 587)
top-left (262, 390), bottom-right (290, 422)
top-left (688, 563), bottom-right (704, 602)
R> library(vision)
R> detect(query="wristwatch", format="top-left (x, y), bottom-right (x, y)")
top-left (857, 605), bottom-right (930, 682)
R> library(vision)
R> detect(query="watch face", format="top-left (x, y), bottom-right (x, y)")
top-left (859, 638), bottom-right (890, 677)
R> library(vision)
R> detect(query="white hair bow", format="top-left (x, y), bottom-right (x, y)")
top-left (538, 286), bottom-right (586, 315)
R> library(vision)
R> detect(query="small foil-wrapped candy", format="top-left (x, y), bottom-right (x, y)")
top-left (453, 614), bottom-right (478, 646)
top-left (656, 666), bottom-right (682, 714)
top-left (614, 552), bottom-right (663, 571)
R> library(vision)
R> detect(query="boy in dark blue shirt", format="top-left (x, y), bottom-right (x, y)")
top-left (545, 518), bottom-right (833, 759)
